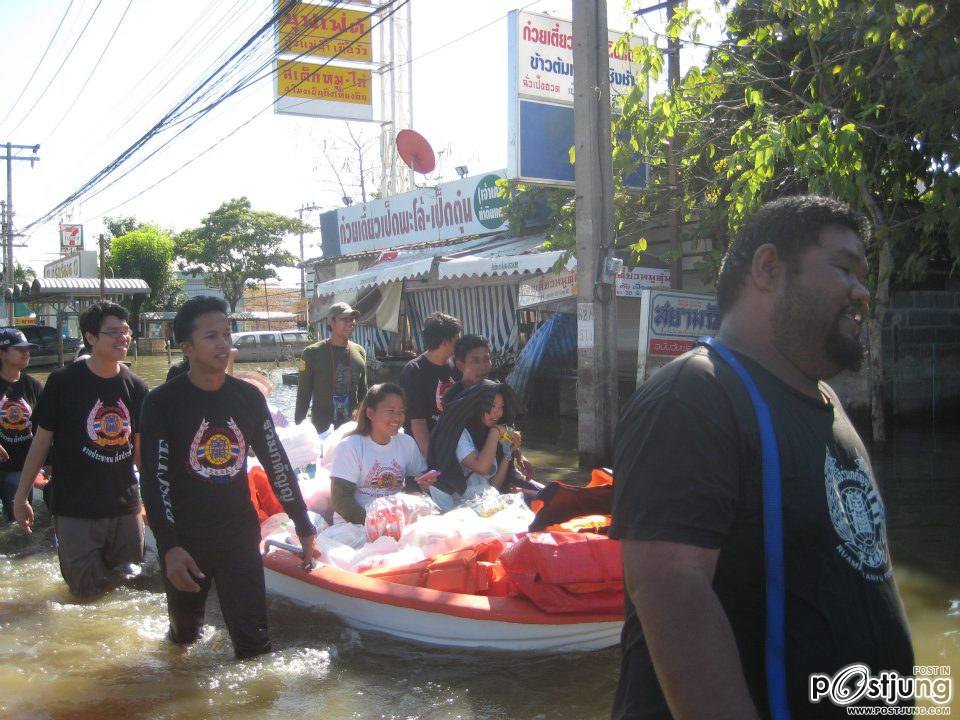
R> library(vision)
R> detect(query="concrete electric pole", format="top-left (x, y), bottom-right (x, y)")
top-left (296, 203), bottom-right (322, 300)
top-left (573, 0), bottom-right (619, 468)
top-left (2, 142), bottom-right (40, 323)
top-left (99, 233), bottom-right (108, 299)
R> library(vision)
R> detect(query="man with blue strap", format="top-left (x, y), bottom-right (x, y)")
top-left (610, 196), bottom-right (913, 719)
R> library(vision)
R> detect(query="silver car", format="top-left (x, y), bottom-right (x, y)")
top-left (232, 330), bottom-right (310, 363)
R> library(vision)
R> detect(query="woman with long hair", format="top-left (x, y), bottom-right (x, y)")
top-left (328, 383), bottom-right (427, 523)
top-left (427, 381), bottom-right (519, 512)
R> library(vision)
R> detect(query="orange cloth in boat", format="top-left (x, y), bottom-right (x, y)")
top-left (545, 514), bottom-right (611, 535)
top-left (249, 465), bottom-right (285, 522)
top-left (363, 540), bottom-right (510, 596)
top-left (500, 531), bottom-right (624, 614)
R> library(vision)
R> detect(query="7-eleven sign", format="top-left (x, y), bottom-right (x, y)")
top-left (59, 224), bottom-right (83, 254)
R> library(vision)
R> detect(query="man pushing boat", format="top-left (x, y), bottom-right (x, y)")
top-left (140, 296), bottom-right (316, 660)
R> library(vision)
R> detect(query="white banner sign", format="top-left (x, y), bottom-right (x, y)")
top-left (518, 266), bottom-right (671, 308)
top-left (332, 171), bottom-right (509, 256)
top-left (516, 11), bottom-right (645, 106)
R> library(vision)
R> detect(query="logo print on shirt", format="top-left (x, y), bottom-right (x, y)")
top-left (85, 399), bottom-right (132, 448)
top-left (435, 378), bottom-right (455, 414)
top-left (0, 397), bottom-right (31, 433)
top-left (188, 417), bottom-right (246, 482)
top-left (824, 447), bottom-right (890, 581)
top-left (365, 460), bottom-right (404, 495)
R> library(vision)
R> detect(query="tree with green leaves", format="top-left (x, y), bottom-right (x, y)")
top-left (103, 216), bottom-right (140, 239)
top-left (175, 198), bottom-right (307, 314)
top-left (506, 0), bottom-right (959, 440)
top-left (108, 226), bottom-right (177, 335)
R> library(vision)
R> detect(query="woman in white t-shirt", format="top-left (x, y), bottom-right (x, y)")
top-left (329, 383), bottom-right (428, 523)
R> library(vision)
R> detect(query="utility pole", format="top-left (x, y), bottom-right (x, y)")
top-left (296, 203), bottom-right (322, 299)
top-left (2, 142), bottom-right (40, 324)
top-left (573, 0), bottom-right (618, 468)
top-left (98, 233), bottom-right (107, 299)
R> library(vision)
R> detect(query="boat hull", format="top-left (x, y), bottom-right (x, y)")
top-left (263, 550), bottom-right (622, 652)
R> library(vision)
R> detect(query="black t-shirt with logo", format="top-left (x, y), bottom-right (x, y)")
top-left (33, 361), bottom-right (148, 518)
top-left (610, 346), bottom-right (913, 720)
top-left (139, 373), bottom-right (314, 556)
top-left (0, 372), bottom-right (43, 472)
top-left (399, 353), bottom-right (458, 431)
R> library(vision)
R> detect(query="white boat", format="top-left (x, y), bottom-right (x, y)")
top-left (262, 541), bottom-right (623, 652)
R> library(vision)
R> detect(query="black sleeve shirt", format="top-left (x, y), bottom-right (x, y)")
top-left (32, 362), bottom-right (147, 518)
top-left (139, 374), bottom-right (314, 557)
top-left (0, 372), bottom-right (43, 472)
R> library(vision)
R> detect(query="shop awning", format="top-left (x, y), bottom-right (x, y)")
top-left (437, 245), bottom-right (566, 280)
top-left (313, 235), bottom-right (512, 296)
top-left (4, 278), bottom-right (150, 302)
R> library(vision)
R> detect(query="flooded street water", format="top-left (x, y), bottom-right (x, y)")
top-left (1, 356), bottom-right (956, 718)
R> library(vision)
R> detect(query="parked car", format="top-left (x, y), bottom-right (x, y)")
top-left (232, 330), bottom-right (310, 363)
top-left (2, 325), bottom-right (82, 366)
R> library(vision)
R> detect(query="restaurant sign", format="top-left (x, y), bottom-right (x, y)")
top-left (636, 289), bottom-right (719, 384)
top-left (320, 171), bottom-right (509, 258)
top-left (517, 266), bottom-right (671, 308)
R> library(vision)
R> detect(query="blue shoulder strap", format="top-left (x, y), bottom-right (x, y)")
top-left (699, 336), bottom-right (791, 720)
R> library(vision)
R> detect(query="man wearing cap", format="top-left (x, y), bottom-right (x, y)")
top-left (295, 302), bottom-right (367, 432)
top-left (0, 329), bottom-right (43, 522)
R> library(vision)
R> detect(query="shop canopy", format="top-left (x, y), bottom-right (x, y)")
top-left (4, 278), bottom-right (150, 302)
top-left (313, 234), bottom-right (549, 296)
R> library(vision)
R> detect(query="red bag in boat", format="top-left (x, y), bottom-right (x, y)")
top-left (500, 531), bottom-right (624, 614)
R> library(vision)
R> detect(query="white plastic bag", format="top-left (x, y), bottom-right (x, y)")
top-left (346, 535), bottom-right (400, 572)
top-left (319, 521), bottom-right (368, 549)
top-left (299, 466), bottom-right (332, 516)
top-left (352, 545), bottom-right (426, 573)
top-left (320, 421), bottom-right (357, 467)
top-left (364, 493), bottom-right (439, 542)
top-left (399, 509), bottom-right (502, 559)
top-left (277, 422), bottom-right (323, 469)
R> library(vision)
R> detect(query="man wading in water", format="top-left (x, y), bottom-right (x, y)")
top-left (15, 303), bottom-right (148, 597)
top-left (610, 196), bottom-right (913, 719)
top-left (140, 296), bottom-right (316, 659)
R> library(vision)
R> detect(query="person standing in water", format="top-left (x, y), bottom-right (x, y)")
top-left (14, 303), bottom-right (148, 598)
top-left (140, 296), bottom-right (316, 660)
top-left (0, 329), bottom-right (43, 522)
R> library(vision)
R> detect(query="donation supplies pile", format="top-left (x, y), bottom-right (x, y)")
top-left (257, 425), bottom-right (623, 613)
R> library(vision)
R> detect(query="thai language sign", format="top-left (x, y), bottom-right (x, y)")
top-left (516, 11), bottom-right (644, 106)
top-left (518, 266), bottom-right (671, 308)
top-left (320, 172), bottom-right (509, 257)
top-left (275, 60), bottom-right (373, 120)
top-left (277, 2), bottom-right (373, 62)
top-left (44, 250), bottom-right (98, 279)
top-left (507, 10), bottom-right (647, 187)
top-left (644, 290), bottom-right (720, 357)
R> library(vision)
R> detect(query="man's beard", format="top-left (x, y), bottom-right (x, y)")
top-left (773, 279), bottom-right (865, 377)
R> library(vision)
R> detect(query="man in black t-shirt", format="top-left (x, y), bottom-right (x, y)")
top-left (611, 196), bottom-right (913, 719)
top-left (140, 297), bottom-right (316, 660)
top-left (400, 312), bottom-right (461, 458)
top-left (15, 303), bottom-right (148, 598)
top-left (0, 329), bottom-right (43, 521)
top-left (441, 334), bottom-right (493, 408)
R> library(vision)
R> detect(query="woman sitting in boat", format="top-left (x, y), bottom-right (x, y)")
top-left (328, 383), bottom-right (429, 523)
top-left (427, 380), bottom-right (534, 512)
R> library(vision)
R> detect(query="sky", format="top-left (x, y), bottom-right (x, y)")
top-left (0, 0), bottom-right (725, 285)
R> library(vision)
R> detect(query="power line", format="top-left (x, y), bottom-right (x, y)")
top-left (43, 0), bottom-right (136, 142)
top-left (91, 0), bottom-right (409, 219)
top-left (0, 0), bottom-right (76, 131)
top-left (22, 0), bottom-right (307, 231)
top-left (7, 0), bottom-right (106, 138)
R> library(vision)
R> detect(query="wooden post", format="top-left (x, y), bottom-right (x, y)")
top-left (573, 0), bottom-right (619, 468)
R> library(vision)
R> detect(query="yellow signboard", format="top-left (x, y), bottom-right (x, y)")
top-left (13, 316), bottom-right (36, 327)
top-left (278, 2), bottom-right (373, 62)
top-left (276, 60), bottom-right (373, 120)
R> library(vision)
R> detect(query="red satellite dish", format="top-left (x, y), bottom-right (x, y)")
top-left (396, 129), bottom-right (436, 174)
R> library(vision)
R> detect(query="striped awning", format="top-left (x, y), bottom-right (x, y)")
top-left (405, 284), bottom-right (519, 357)
top-left (4, 278), bottom-right (150, 301)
